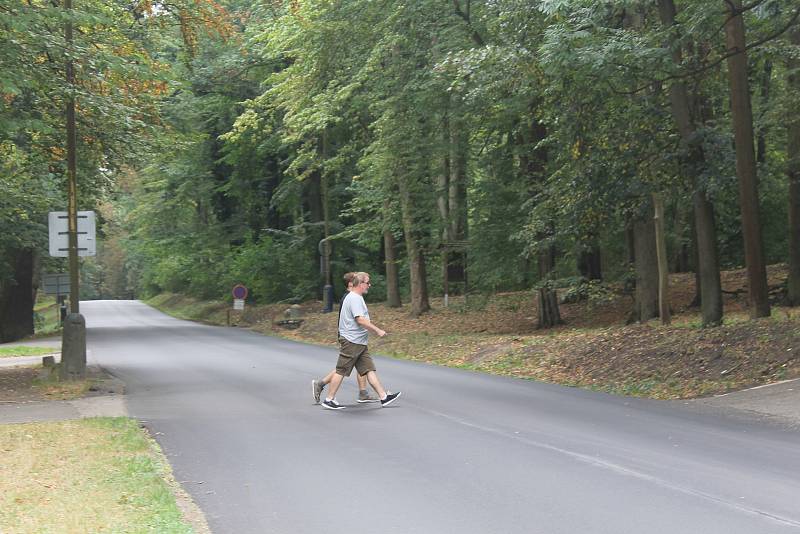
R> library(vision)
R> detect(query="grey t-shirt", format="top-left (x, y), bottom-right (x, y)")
top-left (338, 292), bottom-right (369, 345)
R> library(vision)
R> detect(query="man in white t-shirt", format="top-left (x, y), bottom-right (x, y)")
top-left (313, 272), bottom-right (401, 410)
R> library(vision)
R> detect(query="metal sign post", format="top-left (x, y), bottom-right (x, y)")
top-left (42, 273), bottom-right (71, 325)
top-left (228, 285), bottom-right (248, 326)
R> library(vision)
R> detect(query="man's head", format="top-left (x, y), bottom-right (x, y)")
top-left (351, 272), bottom-right (371, 295)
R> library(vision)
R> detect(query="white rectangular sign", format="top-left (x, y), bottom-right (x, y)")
top-left (233, 299), bottom-right (245, 310)
top-left (48, 211), bottom-right (96, 257)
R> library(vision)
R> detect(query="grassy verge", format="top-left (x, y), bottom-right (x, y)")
top-left (32, 367), bottom-right (92, 400)
top-left (34, 295), bottom-right (63, 337)
top-left (145, 293), bottom-right (230, 325)
top-left (0, 418), bottom-right (196, 534)
top-left (0, 346), bottom-right (56, 358)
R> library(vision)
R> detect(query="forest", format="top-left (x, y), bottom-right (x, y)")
top-left (2, 0), bottom-right (799, 343)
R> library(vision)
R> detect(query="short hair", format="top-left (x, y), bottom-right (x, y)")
top-left (352, 272), bottom-right (370, 286)
top-left (343, 272), bottom-right (355, 287)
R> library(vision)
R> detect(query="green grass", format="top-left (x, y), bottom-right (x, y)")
top-left (0, 417), bottom-right (195, 533)
top-left (33, 295), bottom-right (63, 337)
top-left (0, 346), bottom-right (56, 358)
top-left (145, 293), bottom-right (229, 325)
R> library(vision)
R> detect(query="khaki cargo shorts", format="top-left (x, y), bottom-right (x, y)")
top-left (336, 338), bottom-right (376, 377)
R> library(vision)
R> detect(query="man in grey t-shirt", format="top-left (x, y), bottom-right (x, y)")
top-left (312, 272), bottom-right (378, 403)
top-left (314, 271), bottom-right (401, 410)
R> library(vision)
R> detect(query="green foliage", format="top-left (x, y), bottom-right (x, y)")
top-left (5, 0), bottom-right (799, 322)
top-left (229, 235), bottom-right (317, 303)
top-left (558, 277), bottom-right (616, 307)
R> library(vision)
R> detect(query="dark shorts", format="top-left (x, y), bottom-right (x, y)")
top-left (336, 338), bottom-right (376, 377)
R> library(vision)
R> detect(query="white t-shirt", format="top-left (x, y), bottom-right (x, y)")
top-left (338, 292), bottom-right (370, 345)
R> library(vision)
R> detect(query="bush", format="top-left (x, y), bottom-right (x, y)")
top-left (229, 235), bottom-right (317, 303)
top-left (558, 277), bottom-right (615, 306)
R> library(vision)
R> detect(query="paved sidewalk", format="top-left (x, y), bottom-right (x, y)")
top-left (0, 349), bottom-right (127, 423)
top-left (0, 394), bottom-right (127, 424)
top-left (680, 378), bottom-right (800, 429)
top-left (0, 352), bottom-right (60, 368)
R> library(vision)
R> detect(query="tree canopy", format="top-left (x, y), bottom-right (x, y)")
top-left (2, 0), bottom-right (800, 340)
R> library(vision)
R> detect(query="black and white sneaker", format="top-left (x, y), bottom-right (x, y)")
top-left (321, 398), bottom-right (345, 410)
top-left (380, 391), bottom-right (402, 407)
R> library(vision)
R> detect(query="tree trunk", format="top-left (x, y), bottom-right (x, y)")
top-left (437, 114), bottom-right (451, 237)
top-left (577, 242), bottom-right (602, 280)
top-left (537, 286), bottom-right (562, 329)
top-left (787, 26), bottom-right (800, 305)
top-left (398, 177), bottom-right (430, 317)
top-left (320, 132), bottom-right (332, 288)
top-left (382, 201), bottom-right (401, 308)
top-left (536, 208), bottom-right (559, 329)
top-left (440, 95), bottom-right (469, 298)
top-left (690, 213), bottom-right (702, 308)
top-left (673, 235), bottom-right (691, 273)
top-left (538, 242), bottom-right (556, 280)
top-left (0, 249), bottom-right (35, 343)
top-left (694, 191), bottom-right (723, 324)
top-left (724, 0), bottom-right (770, 318)
top-left (519, 113), bottom-right (561, 327)
top-left (626, 221), bottom-right (636, 266)
top-left (634, 210), bottom-right (659, 322)
top-left (306, 169), bottom-right (325, 298)
top-left (448, 98), bottom-right (468, 245)
top-left (671, 205), bottom-right (691, 273)
top-left (658, 0), bottom-right (723, 325)
top-left (653, 194), bottom-right (671, 325)
top-left (756, 58), bottom-right (772, 164)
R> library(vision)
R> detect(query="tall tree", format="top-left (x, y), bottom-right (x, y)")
top-left (787, 24), bottom-right (800, 305)
top-left (657, 0), bottom-right (723, 326)
top-left (724, 0), bottom-right (771, 317)
top-left (0, 0), bottom-right (175, 339)
top-left (633, 205), bottom-right (660, 322)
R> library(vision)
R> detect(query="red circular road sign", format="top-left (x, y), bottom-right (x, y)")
top-left (232, 284), bottom-right (248, 300)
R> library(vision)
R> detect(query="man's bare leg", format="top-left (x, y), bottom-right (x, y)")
top-left (365, 370), bottom-right (387, 399)
top-left (325, 372), bottom-right (345, 400)
top-left (314, 370), bottom-right (372, 403)
top-left (318, 370), bottom-right (368, 389)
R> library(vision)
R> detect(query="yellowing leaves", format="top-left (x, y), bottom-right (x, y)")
top-left (571, 139), bottom-right (581, 159)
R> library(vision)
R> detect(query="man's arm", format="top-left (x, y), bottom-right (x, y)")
top-left (356, 316), bottom-right (386, 337)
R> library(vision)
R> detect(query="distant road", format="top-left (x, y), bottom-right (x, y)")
top-left (84, 300), bottom-right (800, 534)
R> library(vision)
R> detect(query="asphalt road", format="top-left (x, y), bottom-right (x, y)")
top-left (83, 300), bottom-right (800, 534)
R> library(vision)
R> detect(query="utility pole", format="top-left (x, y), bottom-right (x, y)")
top-left (60, 0), bottom-right (86, 379)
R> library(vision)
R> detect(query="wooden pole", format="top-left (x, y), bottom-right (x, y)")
top-left (60, 0), bottom-right (86, 380)
top-left (65, 0), bottom-right (79, 314)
